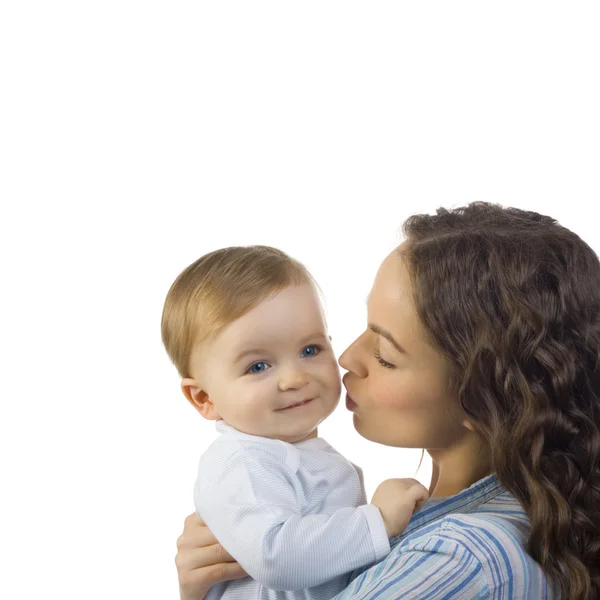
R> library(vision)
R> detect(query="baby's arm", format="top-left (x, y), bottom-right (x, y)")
top-left (351, 462), bottom-right (430, 538)
top-left (195, 447), bottom-right (390, 591)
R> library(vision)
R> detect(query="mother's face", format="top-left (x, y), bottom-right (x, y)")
top-left (338, 250), bottom-right (470, 449)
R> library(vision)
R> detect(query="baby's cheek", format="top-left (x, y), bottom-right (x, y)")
top-left (242, 390), bottom-right (263, 411)
top-left (329, 366), bottom-right (342, 392)
top-left (251, 387), bottom-right (275, 413)
top-left (325, 360), bottom-right (342, 387)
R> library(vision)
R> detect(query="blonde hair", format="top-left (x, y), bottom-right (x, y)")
top-left (161, 245), bottom-right (316, 378)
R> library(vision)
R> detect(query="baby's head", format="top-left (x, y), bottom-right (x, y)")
top-left (161, 246), bottom-right (341, 443)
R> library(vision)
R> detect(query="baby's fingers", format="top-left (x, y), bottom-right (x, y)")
top-left (407, 484), bottom-right (430, 510)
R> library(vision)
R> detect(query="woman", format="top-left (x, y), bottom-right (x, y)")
top-left (175, 202), bottom-right (600, 599)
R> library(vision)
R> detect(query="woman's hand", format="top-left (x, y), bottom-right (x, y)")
top-left (175, 513), bottom-right (247, 600)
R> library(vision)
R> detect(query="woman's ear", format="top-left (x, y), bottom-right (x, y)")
top-left (181, 378), bottom-right (221, 420)
top-left (462, 419), bottom-right (475, 431)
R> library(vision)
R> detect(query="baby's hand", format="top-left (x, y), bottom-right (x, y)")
top-left (371, 478), bottom-right (430, 538)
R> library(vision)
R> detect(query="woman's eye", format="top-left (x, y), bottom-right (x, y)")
top-left (248, 361), bottom-right (269, 374)
top-left (301, 345), bottom-right (321, 358)
top-left (374, 349), bottom-right (395, 369)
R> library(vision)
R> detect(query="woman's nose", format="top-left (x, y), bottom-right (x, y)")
top-left (338, 335), bottom-right (367, 378)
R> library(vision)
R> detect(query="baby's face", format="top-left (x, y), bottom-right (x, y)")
top-left (191, 284), bottom-right (341, 443)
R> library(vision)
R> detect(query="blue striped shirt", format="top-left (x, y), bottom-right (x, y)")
top-left (332, 473), bottom-right (560, 599)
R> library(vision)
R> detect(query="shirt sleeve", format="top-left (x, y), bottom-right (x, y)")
top-left (195, 446), bottom-right (390, 591)
top-left (349, 461), bottom-right (368, 505)
top-left (330, 532), bottom-right (490, 599)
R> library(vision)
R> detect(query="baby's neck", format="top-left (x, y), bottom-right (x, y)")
top-left (220, 420), bottom-right (320, 444)
top-left (291, 428), bottom-right (319, 444)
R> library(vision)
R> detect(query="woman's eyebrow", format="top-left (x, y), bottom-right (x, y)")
top-left (369, 324), bottom-right (406, 354)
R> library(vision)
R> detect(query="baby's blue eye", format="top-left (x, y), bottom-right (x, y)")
top-left (248, 362), bottom-right (268, 374)
top-left (301, 345), bottom-right (321, 358)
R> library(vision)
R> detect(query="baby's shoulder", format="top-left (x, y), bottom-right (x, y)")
top-left (199, 435), bottom-right (294, 473)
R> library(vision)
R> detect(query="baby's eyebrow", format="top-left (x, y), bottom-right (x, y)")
top-left (233, 347), bottom-right (271, 364)
top-left (299, 333), bottom-right (330, 349)
top-left (233, 333), bottom-right (328, 364)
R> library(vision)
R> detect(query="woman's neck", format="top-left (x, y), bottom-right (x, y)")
top-left (427, 432), bottom-right (492, 498)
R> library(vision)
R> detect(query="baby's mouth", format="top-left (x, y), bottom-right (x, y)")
top-left (277, 398), bottom-right (314, 410)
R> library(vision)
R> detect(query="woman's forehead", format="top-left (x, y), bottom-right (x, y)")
top-left (370, 251), bottom-right (412, 305)
top-left (368, 251), bottom-right (438, 354)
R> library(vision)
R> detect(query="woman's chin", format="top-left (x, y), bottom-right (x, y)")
top-left (351, 415), bottom-right (376, 440)
top-left (352, 419), bottom-right (419, 448)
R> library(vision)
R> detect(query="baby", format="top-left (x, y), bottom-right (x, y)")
top-left (161, 245), bottom-right (429, 600)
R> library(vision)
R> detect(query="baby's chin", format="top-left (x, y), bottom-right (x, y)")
top-left (229, 399), bottom-right (340, 441)
top-left (257, 423), bottom-right (322, 444)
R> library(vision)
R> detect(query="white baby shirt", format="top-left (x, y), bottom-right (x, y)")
top-left (195, 421), bottom-right (390, 600)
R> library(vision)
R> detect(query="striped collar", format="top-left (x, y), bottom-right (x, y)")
top-left (390, 473), bottom-right (505, 545)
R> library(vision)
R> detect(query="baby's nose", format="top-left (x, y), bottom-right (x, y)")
top-left (278, 367), bottom-right (309, 391)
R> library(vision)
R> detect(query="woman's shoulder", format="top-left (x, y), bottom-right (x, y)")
top-left (396, 490), bottom-right (526, 561)
top-left (388, 489), bottom-right (559, 599)
top-left (402, 491), bottom-right (528, 559)
top-left (413, 488), bottom-right (531, 547)
top-left (340, 480), bottom-right (560, 599)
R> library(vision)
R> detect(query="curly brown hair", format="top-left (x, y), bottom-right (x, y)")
top-left (401, 202), bottom-right (600, 599)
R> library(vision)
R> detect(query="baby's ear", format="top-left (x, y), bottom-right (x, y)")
top-left (181, 378), bottom-right (221, 420)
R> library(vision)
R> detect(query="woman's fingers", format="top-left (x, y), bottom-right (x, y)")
top-left (175, 543), bottom-right (238, 571)
top-left (178, 555), bottom-right (247, 587)
top-left (195, 557), bottom-right (248, 584)
top-left (175, 513), bottom-right (248, 599)
top-left (184, 512), bottom-right (206, 529)
top-left (177, 514), bottom-right (219, 548)
top-left (177, 545), bottom-right (248, 600)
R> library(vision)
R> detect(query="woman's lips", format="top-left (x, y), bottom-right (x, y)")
top-left (345, 394), bottom-right (358, 411)
top-left (342, 375), bottom-right (358, 411)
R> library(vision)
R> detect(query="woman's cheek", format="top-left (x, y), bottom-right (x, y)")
top-left (373, 378), bottom-right (422, 412)
top-left (370, 376), bottom-right (403, 409)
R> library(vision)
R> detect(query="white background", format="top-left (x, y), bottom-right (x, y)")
top-left (1, 2), bottom-right (599, 599)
